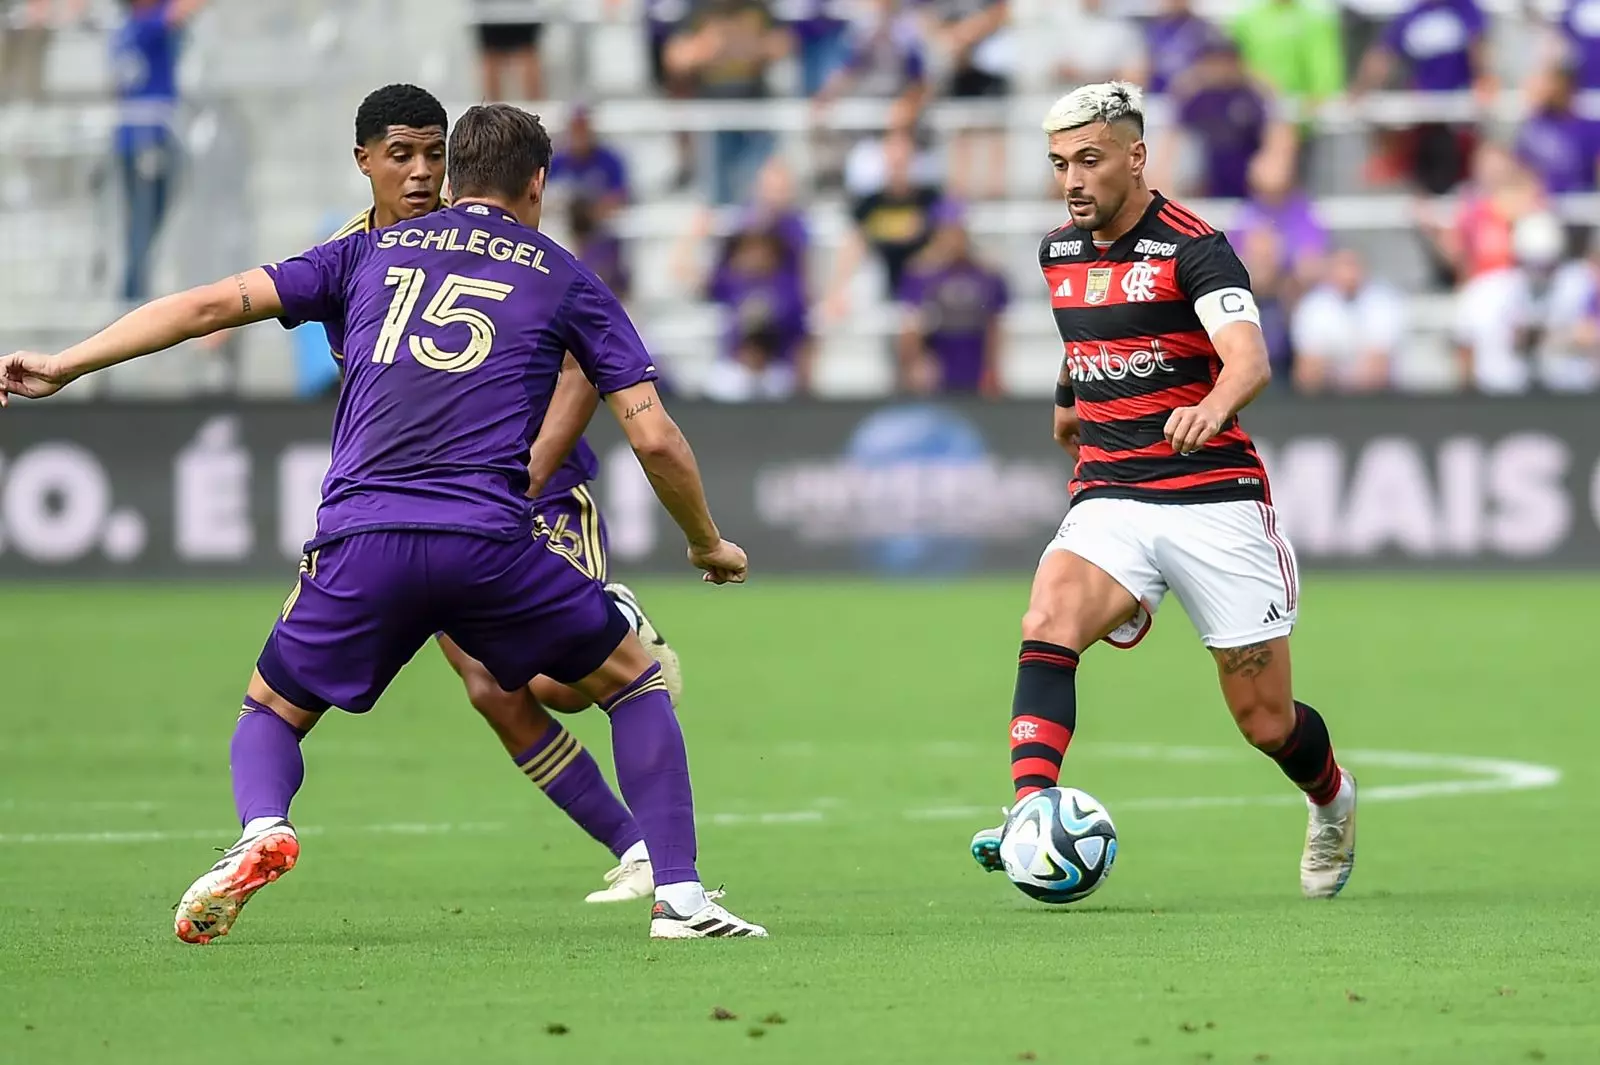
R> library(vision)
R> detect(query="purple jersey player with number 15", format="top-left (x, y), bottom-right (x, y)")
top-left (0, 104), bottom-right (767, 942)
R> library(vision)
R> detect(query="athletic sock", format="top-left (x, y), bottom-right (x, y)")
top-left (1265, 700), bottom-right (1343, 806)
top-left (513, 722), bottom-right (644, 860)
top-left (1011, 641), bottom-right (1080, 801)
top-left (602, 663), bottom-right (700, 896)
top-left (230, 697), bottom-right (307, 826)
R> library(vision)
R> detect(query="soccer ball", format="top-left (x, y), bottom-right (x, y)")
top-left (998, 787), bottom-right (1118, 905)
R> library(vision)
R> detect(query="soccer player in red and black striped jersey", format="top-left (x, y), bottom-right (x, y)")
top-left (970, 82), bottom-right (1357, 899)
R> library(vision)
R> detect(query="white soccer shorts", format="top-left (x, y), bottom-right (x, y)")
top-left (1043, 496), bottom-right (1300, 649)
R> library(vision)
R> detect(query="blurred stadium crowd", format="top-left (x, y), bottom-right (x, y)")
top-left (2, 0), bottom-right (1599, 400)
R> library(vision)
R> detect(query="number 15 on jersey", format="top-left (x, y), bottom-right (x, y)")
top-left (375, 267), bottom-right (514, 374)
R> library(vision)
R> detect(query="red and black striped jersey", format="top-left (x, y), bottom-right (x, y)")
top-left (1041, 193), bottom-right (1270, 505)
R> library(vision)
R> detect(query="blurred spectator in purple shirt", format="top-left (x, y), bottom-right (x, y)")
top-left (896, 201), bottom-right (1009, 396)
top-left (1355, 0), bottom-right (1493, 194)
top-left (1515, 62), bottom-right (1600, 194)
top-left (550, 106), bottom-right (628, 216)
top-left (776, 0), bottom-right (854, 96)
top-left (714, 157), bottom-right (811, 298)
top-left (1364, 0), bottom-right (1489, 93)
top-left (702, 230), bottom-right (813, 401)
top-left (1173, 39), bottom-right (1287, 199)
top-left (1557, 0), bottom-right (1600, 90)
top-left (1231, 146), bottom-right (1328, 286)
top-left (1146, 0), bottom-right (1226, 96)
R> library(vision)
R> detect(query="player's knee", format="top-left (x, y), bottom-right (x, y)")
top-left (1233, 699), bottom-right (1295, 750)
top-left (464, 673), bottom-right (521, 720)
top-left (1021, 606), bottom-right (1082, 649)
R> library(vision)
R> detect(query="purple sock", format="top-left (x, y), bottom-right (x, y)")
top-left (230, 697), bottom-right (307, 826)
top-left (603, 665), bottom-right (698, 887)
top-left (515, 723), bottom-right (644, 859)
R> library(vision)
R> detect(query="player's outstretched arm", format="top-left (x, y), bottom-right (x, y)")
top-left (603, 381), bottom-right (746, 585)
top-left (0, 269), bottom-right (283, 406)
top-left (527, 353), bottom-right (600, 497)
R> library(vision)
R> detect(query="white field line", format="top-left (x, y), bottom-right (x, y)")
top-left (0, 747), bottom-right (1560, 845)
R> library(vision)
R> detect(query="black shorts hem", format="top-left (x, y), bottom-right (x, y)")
top-left (478, 23), bottom-right (543, 52)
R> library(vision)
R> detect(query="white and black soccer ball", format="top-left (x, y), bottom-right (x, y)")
top-left (998, 787), bottom-right (1117, 905)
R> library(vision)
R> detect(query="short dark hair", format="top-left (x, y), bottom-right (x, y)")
top-left (448, 104), bottom-right (553, 201)
top-left (355, 84), bottom-right (448, 146)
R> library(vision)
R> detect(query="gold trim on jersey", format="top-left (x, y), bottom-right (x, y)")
top-left (533, 486), bottom-right (607, 582)
top-left (280, 549), bottom-right (320, 622)
top-left (572, 485), bottom-right (607, 582)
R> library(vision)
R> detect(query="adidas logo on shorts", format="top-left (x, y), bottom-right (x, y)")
top-left (1262, 603), bottom-right (1283, 625)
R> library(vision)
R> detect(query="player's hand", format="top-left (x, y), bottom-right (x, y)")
top-left (689, 538), bottom-right (747, 585)
top-left (0, 351), bottom-right (70, 407)
top-left (1164, 404), bottom-right (1224, 455)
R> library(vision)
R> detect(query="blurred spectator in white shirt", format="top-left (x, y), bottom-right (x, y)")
top-left (1050, 0), bottom-right (1146, 87)
top-left (1453, 211), bottom-right (1598, 394)
top-left (1291, 248), bottom-right (1406, 393)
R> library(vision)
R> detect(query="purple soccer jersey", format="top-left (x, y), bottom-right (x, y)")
top-left (1516, 109), bottom-right (1600, 194)
top-left (1381, 0), bottom-right (1486, 92)
top-left (550, 146), bottom-right (629, 203)
top-left (266, 202), bottom-right (657, 551)
top-left (897, 259), bottom-right (1008, 392)
top-left (317, 207), bottom-right (603, 505)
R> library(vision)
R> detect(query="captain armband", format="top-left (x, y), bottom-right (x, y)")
top-left (1192, 287), bottom-right (1260, 338)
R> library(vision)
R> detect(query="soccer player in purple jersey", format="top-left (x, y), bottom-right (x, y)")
top-left (0, 103), bottom-right (767, 941)
top-left (326, 84), bottom-right (682, 904)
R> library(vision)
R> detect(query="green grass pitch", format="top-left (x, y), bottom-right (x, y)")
top-left (1, 577), bottom-right (1596, 1064)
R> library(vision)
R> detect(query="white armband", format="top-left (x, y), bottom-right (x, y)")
top-left (1193, 287), bottom-right (1260, 338)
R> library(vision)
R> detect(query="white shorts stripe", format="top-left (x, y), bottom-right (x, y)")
top-left (1258, 503), bottom-right (1297, 612)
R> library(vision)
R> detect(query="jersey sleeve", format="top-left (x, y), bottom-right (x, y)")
top-left (1177, 232), bottom-right (1260, 337)
top-left (262, 233), bottom-right (365, 329)
top-left (559, 273), bottom-right (661, 396)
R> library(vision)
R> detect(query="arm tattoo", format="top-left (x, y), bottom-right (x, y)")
top-left (234, 273), bottom-right (253, 314)
top-left (623, 397), bottom-right (655, 421)
top-left (1218, 641), bottom-right (1274, 678)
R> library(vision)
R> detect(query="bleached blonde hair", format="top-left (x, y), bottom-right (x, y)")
top-left (1041, 82), bottom-right (1146, 137)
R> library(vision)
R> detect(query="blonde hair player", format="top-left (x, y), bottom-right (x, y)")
top-left (970, 82), bottom-right (1357, 899)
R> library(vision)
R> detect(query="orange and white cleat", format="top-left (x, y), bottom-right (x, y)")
top-left (174, 817), bottom-right (299, 944)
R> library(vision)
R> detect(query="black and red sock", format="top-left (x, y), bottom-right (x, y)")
top-left (1010, 641), bottom-right (1079, 800)
top-left (1266, 701), bottom-right (1342, 806)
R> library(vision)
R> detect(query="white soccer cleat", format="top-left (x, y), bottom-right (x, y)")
top-left (585, 857), bottom-right (655, 903)
top-left (1301, 770), bottom-right (1357, 899)
top-left (970, 806), bottom-right (1011, 872)
top-left (605, 582), bottom-right (683, 704)
top-left (174, 818), bottom-right (299, 944)
top-left (649, 896), bottom-right (767, 939)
